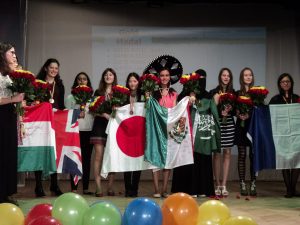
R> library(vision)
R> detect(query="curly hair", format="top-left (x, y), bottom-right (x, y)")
top-left (36, 58), bottom-right (63, 86)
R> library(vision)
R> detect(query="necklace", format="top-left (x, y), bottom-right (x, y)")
top-left (282, 95), bottom-right (292, 104)
top-left (159, 88), bottom-right (169, 107)
top-left (129, 94), bottom-right (136, 115)
top-left (49, 81), bottom-right (56, 104)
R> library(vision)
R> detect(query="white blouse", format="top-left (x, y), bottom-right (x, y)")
top-left (0, 73), bottom-right (13, 98)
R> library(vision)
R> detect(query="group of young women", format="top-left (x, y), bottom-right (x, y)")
top-left (1, 42), bottom-right (299, 205)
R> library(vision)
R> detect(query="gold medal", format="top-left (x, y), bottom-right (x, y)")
top-left (49, 98), bottom-right (55, 104)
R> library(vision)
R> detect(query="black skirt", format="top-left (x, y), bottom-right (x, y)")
top-left (171, 152), bottom-right (215, 196)
top-left (234, 118), bottom-right (251, 146)
top-left (90, 116), bottom-right (109, 145)
top-left (0, 104), bottom-right (18, 202)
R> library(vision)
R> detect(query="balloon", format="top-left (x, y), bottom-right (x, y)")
top-left (52, 192), bottom-right (89, 225)
top-left (83, 201), bottom-right (122, 225)
top-left (197, 220), bottom-right (221, 225)
top-left (197, 200), bottom-right (230, 224)
top-left (90, 200), bottom-right (122, 217)
top-left (223, 216), bottom-right (258, 225)
top-left (123, 197), bottom-right (162, 225)
top-left (28, 216), bottom-right (62, 225)
top-left (161, 192), bottom-right (198, 225)
top-left (0, 203), bottom-right (25, 225)
top-left (25, 203), bottom-right (53, 225)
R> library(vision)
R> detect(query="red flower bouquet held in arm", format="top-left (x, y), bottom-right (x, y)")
top-left (219, 92), bottom-right (236, 123)
top-left (71, 85), bottom-right (93, 111)
top-left (236, 96), bottom-right (253, 127)
top-left (180, 72), bottom-right (204, 106)
top-left (247, 86), bottom-right (269, 106)
top-left (140, 74), bottom-right (160, 94)
top-left (110, 85), bottom-right (130, 118)
top-left (89, 96), bottom-right (110, 116)
top-left (7, 69), bottom-right (35, 116)
top-left (32, 79), bottom-right (51, 104)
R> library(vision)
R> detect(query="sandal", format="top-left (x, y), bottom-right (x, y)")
top-left (162, 192), bottom-right (169, 198)
top-left (153, 193), bottom-right (161, 198)
top-left (215, 186), bottom-right (222, 196)
top-left (221, 186), bottom-right (229, 196)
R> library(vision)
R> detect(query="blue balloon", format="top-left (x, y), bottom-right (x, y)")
top-left (122, 198), bottom-right (162, 225)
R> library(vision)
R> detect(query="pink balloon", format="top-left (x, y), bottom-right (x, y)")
top-left (25, 203), bottom-right (53, 225)
top-left (28, 216), bottom-right (62, 225)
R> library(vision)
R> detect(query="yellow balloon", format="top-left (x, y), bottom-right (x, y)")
top-left (223, 216), bottom-right (258, 225)
top-left (198, 200), bottom-right (230, 224)
top-left (197, 220), bottom-right (221, 225)
top-left (0, 203), bottom-right (25, 225)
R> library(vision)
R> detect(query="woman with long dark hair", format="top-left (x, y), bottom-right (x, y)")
top-left (0, 42), bottom-right (24, 204)
top-left (91, 68), bottom-right (117, 197)
top-left (34, 58), bottom-right (65, 197)
top-left (123, 72), bottom-right (142, 197)
top-left (235, 67), bottom-right (256, 196)
top-left (210, 68), bottom-right (235, 197)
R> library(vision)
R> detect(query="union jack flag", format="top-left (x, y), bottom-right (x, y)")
top-left (53, 109), bottom-right (82, 185)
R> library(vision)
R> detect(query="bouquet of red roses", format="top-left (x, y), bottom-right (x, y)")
top-left (110, 85), bottom-right (130, 117)
top-left (247, 86), bottom-right (269, 106)
top-left (219, 92), bottom-right (236, 123)
top-left (71, 85), bottom-right (93, 111)
top-left (140, 74), bottom-right (160, 95)
top-left (8, 70), bottom-right (35, 116)
top-left (180, 72), bottom-right (202, 95)
top-left (236, 96), bottom-right (253, 127)
top-left (32, 79), bottom-right (51, 104)
top-left (89, 96), bottom-right (110, 116)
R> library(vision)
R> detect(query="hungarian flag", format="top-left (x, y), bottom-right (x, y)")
top-left (145, 96), bottom-right (194, 169)
top-left (53, 109), bottom-right (82, 184)
top-left (101, 102), bottom-right (155, 177)
top-left (18, 102), bottom-right (56, 177)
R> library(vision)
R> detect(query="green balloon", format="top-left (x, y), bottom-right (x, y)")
top-left (83, 201), bottom-right (122, 225)
top-left (52, 192), bottom-right (89, 225)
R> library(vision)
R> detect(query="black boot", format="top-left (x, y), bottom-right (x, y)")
top-left (35, 171), bottom-right (46, 197)
top-left (282, 169), bottom-right (293, 198)
top-left (50, 173), bottom-right (63, 196)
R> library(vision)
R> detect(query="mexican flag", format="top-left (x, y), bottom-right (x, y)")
top-left (144, 96), bottom-right (194, 169)
top-left (18, 103), bottom-right (56, 177)
top-left (101, 102), bottom-right (155, 177)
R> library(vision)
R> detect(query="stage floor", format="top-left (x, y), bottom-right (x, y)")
top-left (15, 179), bottom-right (300, 225)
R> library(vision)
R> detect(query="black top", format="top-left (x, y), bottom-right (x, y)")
top-left (269, 94), bottom-right (300, 105)
top-left (50, 82), bottom-right (65, 110)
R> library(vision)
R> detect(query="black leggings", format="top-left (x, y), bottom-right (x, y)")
top-left (70, 131), bottom-right (93, 190)
top-left (238, 146), bottom-right (255, 182)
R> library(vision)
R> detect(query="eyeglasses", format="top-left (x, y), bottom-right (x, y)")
top-left (280, 80), bottom-right (291, 84)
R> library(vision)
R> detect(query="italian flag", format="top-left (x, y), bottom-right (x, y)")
top-left (145, 96), bottom-right (194, 169)
top-left (18, 102), bottom-right (57, 177)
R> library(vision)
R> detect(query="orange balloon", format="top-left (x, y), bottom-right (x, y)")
top-left (161, 192), bottom-right (198, 225)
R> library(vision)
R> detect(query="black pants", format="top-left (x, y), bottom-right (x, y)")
top-left (70, 131), bottom-right (93, 191)
top-left (35, 171), bottom-right (58, 190)
top-left (124, 171), bottom-right (141, 196)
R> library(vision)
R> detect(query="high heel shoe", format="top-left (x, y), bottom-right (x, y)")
top-left (35, 187), bottom-right (46, 197)
top-left (50, 186), bottom-right (63, 196)
top-left (221, 186), bottom-right (229, 197)
top-left (215, 186), bottom-right (222, 196)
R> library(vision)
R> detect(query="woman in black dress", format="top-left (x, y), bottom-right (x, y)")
top-left (210, 68), bottom-right (235, 197)
top-left (91, 68), bottom-right (117, 197)
top-left (235, 67), bottom-right (256, 196)
top-left (35, 58), bottom-right (65, 197)
top-left (0, 42), bottom-right (24, 204)
top-left (123, 72), bottom-right (142, 197)
top-left (269, 73), bottom-right (300, 198)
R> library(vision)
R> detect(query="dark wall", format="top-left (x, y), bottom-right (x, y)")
top-left (0, 0), bottom-right (26, 65)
